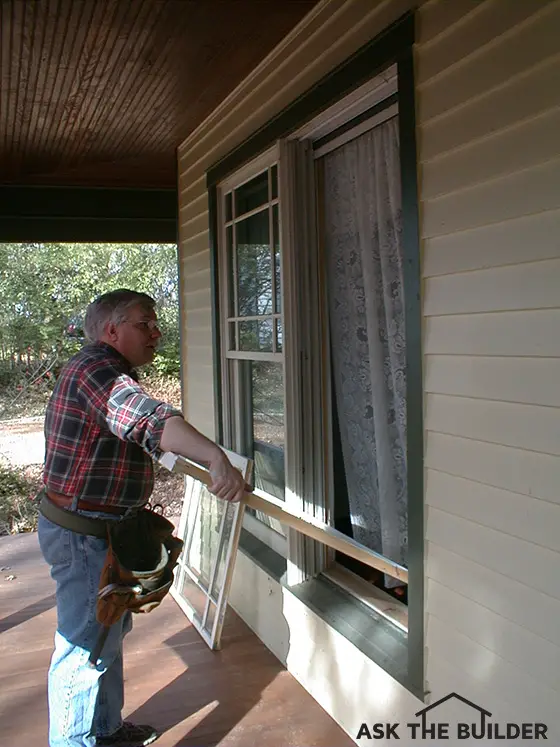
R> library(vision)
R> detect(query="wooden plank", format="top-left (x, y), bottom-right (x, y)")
top-left (427, 578), bottom-right (560, 692)
top-left (417, 0), bottom-right (549, 85)
top-left (426, 392), bottom-right (560, 457)
top-left (163, 454), bottom-right (409, 584)
top-left (39, 2), bottom-right (97, 162)
top-left (423, 209), bottom-right (560, 277)
top-left (420, 55), bottom-right (560, 161)
top-left (427, 505), bottom-right (560, 601)
top-left (323, 564), bottom-right (408, 632)
top-left (425, 354), bottom-right (560, 408)
top-left (424, 256), bottom-right (560, 315)
top-left (421, 108), bottom-right (560, 200)
top-left (424, 309), bottom-right (560, 357)
top-left (418, 2), bottom-right (560, 123)
top-left (426, 468), bottom-right (560, 553)
top-left (422, 158), bottom-right (560, 238)
top-left (426, 542), bottom-right (560, 648)
top-left (426, 615), bottom-right (560, 728)
top-left (425, 431), bottom-right (560, 506)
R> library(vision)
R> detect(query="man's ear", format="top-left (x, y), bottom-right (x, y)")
top-left (106, 320), bottom-right (119, 342)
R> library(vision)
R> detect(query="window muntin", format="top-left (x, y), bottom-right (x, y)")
top-left (223, 166), bottom-right (282, 357)
top-left (220, 157), bottom-right (286, 514)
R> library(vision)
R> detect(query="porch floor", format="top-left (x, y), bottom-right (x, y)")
top-left (0, 531), bottom-right (354, 747)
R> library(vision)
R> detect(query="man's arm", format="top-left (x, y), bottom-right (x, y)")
top-left (160, 416), bottom-right (246, 503)
top-left (78, 364), bottom-right (245, 502)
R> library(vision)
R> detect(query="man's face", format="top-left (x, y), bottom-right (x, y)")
top-left (108, 303), bottom-right (162, 367)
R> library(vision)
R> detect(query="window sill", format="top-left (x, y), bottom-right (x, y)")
top-left (238, 528), bottom-right (415, 695)
top-left (323, 563), bottom-right (408, 633)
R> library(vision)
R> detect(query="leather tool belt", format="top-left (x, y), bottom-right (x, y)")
top-left (38, 488), bottom-right (184, 665)
top-left (89, 506), bottom-right (184, 665)
top-left (38, 489), bottom-right (118, 538)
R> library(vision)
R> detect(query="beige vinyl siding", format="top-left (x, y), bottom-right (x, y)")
top-left (418, 0), bottom-right (560, 733)
top-left (178, 173), bottom-right (214, 436)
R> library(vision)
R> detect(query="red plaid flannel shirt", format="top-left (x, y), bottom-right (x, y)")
top-left (43, 343), bottom-right (182, 509)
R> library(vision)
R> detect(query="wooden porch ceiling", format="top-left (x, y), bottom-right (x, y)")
top-left (0, 531), bottom-right (355, 747)
top-left (0, 0), bottom-right (318, 189)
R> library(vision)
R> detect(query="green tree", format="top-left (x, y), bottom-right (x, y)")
top-left (0, 243), bottom-right (179, 382)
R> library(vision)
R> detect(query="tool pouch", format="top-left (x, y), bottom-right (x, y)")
top-left (96, 507), bottom-right (183, 627)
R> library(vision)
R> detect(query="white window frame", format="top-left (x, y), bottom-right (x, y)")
top-left (217, 146), bottom-right (288, 555)
top-left (283, 63), bottom-right (409, 626)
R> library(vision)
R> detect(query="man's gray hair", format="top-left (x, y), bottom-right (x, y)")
top-left (84, 289), bottom-right (156, 343)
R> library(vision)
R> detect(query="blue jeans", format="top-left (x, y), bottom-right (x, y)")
top-left (38, 514), bottom-right (133, 747)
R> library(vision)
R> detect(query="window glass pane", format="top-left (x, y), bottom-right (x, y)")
top-left (228, 322), bottom-right (236, 350)
top-left (236, 210), bottom-right (272, 316)
top-left (252, 361), bottom-right (284, 500)
top-left (210, 507), bottom-right (234, 600)
top-left (239, 319), bottom-right (273, 352)
top-left (235, 171), bottom-right (268, 216)
top-left (205, 601), bottom-right (217, 634)
top-left (226, 225), bottom-right (234, 317)
top-left (273, 204), bottom-right (281, 313)
top-left (180, 573), bottom-right (207, 623)
top-left (275, 319), bottom-right (283, 352)
top-left (186, 487), bottom-right (227, 589)
top-left (271, 164), bottom-right (278, 200)
top-left (225, 191), bottom-right (233, 222)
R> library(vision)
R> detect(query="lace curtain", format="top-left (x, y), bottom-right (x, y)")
top-left (323, 116), bottom-right (407, 577)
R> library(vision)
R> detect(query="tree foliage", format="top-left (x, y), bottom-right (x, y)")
top-left (0, 243), bottom-right (180, 383)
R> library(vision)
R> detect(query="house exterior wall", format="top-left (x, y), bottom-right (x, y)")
top-left (177, 0), bottom-right (560, 740)
top-left (418, 0), bottom-right (560, 734)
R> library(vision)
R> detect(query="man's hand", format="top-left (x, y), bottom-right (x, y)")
top-left (208, 450), bottom-right (247, 503)
top-left (160, 416), bottom-right (250, 502)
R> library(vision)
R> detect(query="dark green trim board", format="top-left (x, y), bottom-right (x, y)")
top-left (205, 10), bottom-right (424, 699)
top-left (397, 48), bottom-right (424, 701)
top-left (239, 528), bottom-right (287, 583)
top-left (0, 185), bottom-right (177, 242)
top-left (174, 157), bottom-right (186, 413)
top-left (207, 185), bottom-right (224, 443)
top-left (207, 13), bottom-right (414, 188)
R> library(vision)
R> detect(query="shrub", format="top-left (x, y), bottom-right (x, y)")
top-left (0, 461), bottom-right (42, 535)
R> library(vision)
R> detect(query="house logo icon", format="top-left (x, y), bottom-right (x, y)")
top-left (355, 691), bottom-right (548, 741)
top-left (413, 692), bottom-right (492, 741)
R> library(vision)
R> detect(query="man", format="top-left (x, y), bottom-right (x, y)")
top-left (38, 289), bottom-right (245, 747)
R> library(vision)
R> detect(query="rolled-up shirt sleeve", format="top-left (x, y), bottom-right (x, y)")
top-left (78, 362), bottom-right (183, 457)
